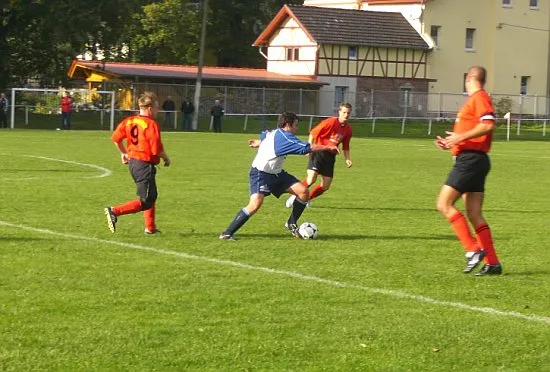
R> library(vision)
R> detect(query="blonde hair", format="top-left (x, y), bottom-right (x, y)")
top-left (138, 92), bottom-right (158, 108)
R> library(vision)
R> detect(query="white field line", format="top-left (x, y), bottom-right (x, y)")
top-left (1, 220), bottom-right (549, 326)
top-left (23, 155), bottom-right (112, 178)
top-left (0, 155), bottom-right (113, 181)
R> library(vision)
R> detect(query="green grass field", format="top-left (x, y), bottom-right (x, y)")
top-left (1, 129), bottom-right (549, 371)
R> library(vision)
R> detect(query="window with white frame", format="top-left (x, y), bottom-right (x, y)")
top-left (465, 28), bottom-right (476, 50)
top-left (334, 86), bottom-right (348, 110)
top-left (285, 48), bottom-right (299, 61)
top-left (348, 46), bottom-right (358, 60)
top-left (502, 0), bottom-right (512, 7)
top-left (430, 25), bottom-right (441, 47)
top-left (520, 76), bottom-right (530, 95)
top-left (530, 0), bottom-right (538, 9)
top-left (399, 86), bottom-right (413, 108)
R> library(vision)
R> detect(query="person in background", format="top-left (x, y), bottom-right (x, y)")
top-left (60, 91), bottom-right (73, 130)
top-left (435, 65), bottom-right (502, 276)
top-left (161, 95), bottom-right (176, 128)
top-left (0, 92), bottom-right (8, 128)
top-left (104, 91), bottom-right (171, 235)
top-left (181, 99), bottom-right (194, 131)
top-left (210, 99), bottom-right (224, 133)
top-left (219, 112), bottom-right (339, 241)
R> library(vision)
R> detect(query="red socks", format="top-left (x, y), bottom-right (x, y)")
top-left (475, 223), bottom-right (499, 265)
top-left (112, 200), bottom-right (142, 216)
top-left (448, 211), bottom-right (479, 252)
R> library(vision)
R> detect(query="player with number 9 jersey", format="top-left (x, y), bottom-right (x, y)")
top-left (104, 92), bottom-right (171, 235)
top-left (112, 115), bottom-right (164, 164)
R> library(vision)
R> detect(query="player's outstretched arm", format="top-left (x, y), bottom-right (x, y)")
top-left (248, 139), bottom-right (261, 148)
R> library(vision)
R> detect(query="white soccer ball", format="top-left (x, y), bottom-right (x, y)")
top-left (298, 222), bottom-right (318, 240)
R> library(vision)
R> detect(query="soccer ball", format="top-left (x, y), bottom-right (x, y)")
top-left (298, 222), bottom-right (318, 240)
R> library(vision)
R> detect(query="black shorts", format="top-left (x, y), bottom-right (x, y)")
top-left (445, 151), bottom-right (490, 193)
top-left (128, 159), bottom-right (158, 202)
top-left (307, 151), bottom-right (336, 178)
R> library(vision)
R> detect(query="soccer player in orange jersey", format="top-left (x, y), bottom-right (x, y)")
top-left (104, 92), bottom-right (171, 235)
top-left (285, 102), bottom-right (352, 208)
top-left (436, 66), bottom-right (502, 275)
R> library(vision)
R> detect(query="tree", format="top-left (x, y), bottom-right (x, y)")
top-left (206, 0), bottom-right (304, 67)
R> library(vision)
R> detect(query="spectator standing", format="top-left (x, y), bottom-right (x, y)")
top-left (181, 99), bottom-right (194, 131)
top-left (162, 96), bottom-right (176, 128)
top-left (0, 92), bottom-right (8, 128)
top-left (60, 91), bottom-right (73, 130)
top-left (210, 99), bottom-right (224, 133)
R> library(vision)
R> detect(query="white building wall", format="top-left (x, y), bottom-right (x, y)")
top-left (266, 18), bottom-right (317, 76)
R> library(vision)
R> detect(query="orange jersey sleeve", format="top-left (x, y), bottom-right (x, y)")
top-left (111, 115), bottom-right (164, 164)
top-left (452, 90), bottom-right (495, 155)
top-left (310, 117), bottom-right (352, 151)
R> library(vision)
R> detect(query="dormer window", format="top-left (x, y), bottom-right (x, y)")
top-left (348, 46), bottom-right (358, 60)
top-left (286, 48), bottom-right (300, 61)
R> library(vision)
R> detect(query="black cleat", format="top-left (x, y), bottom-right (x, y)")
top-left (104, 207), bottom-right (117, 233)
top-left (464, 249), bottom-right (485, 273)
top-left (476, 264), bottom-right (502, 276)
top-left (284, 221), bottom-right (302, 238)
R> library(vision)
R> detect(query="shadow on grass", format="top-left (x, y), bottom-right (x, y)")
top-left (2, 169), bottom-right (87, 173)
top-left (0, 237), bottom-right (45, 241)
top-left (313, 205), bottom-right (545, 214)
top-left (195, 232), bottom-right (459, 241)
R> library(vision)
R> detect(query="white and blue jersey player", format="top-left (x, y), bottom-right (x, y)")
top-left (220, 112), bottom-right (339, 240)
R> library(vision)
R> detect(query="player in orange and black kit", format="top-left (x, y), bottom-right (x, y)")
top-left (285, 102), bottom-right (353, 208)
top-left (104, 92), bottom-right (171, 235)
top-left (436, 66), bottom-right (502, 276)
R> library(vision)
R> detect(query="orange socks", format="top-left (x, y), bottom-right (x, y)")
top-left (309, 185), bottom-right (325, 199)
top-left (112, 200), bottom-right (142, 216)
top-left (475, 223), bottom-right (499, 265)
top-left (448, 211), bottom-right (479, 252)
top-left (144, 203), bottom-right (156, 231)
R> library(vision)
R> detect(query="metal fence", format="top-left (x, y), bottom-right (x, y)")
top-left (108, 82), bottom-right (550, 120)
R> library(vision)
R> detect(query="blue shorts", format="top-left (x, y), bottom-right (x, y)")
top-left (249, 167), bottom-right (299, 198)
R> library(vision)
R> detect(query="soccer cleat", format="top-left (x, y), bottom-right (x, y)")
top-left (463, 249), bottom-right (485, 273)
top-left (476, 264), bottom-right (503, 276)
top-left (284, 221), bottom-right (302, 238)
top-left (144, 228), bottom-right (161, 235)
top-left (285, 194), bottom-right (296, 208)
top-left (104, 207), bottom-right (117, 233)
top-left (219, 233), bottom-right (236, 241)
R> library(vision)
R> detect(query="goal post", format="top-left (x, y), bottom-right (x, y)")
top-left (10, 87), bottom-right (116, 130)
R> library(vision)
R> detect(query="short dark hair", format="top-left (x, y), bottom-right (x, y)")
top-left (278, 112), bottom-right (298, 128)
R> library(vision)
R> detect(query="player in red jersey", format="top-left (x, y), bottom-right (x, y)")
top-left (285, 102), bottom-right (352, 208)
top-left (436, 66), bottom-right (502, 275)
top-left (104, 92), bottom-right (171, 235)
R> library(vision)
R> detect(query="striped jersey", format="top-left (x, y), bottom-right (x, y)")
top-left (251, 128), bottom-right (311, 174)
